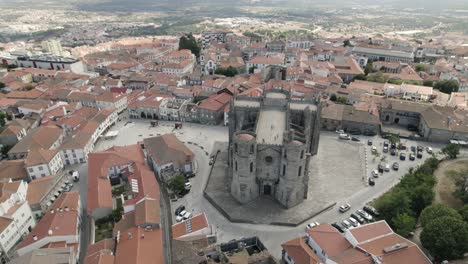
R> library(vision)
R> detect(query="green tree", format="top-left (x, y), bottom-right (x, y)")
top-left (215, 66), bottom-right (238, 77)
top-left (392, 213), bottom-right (416, 237)
top-left (441, 143), bottom-right (460, 159)
top-left (387, 79), bottom-right (403, 85)
top-left (423, 80), bottom-right (434, 87)
top-left (420, 204), bottom-right (462, 227)
top-left (336, 96), bottom-right (347, 104)
top-left (343, 39), bottom-right (353, 47)
top-left (434, 80), bottom-right (459, 94)
top-left (330, 94), bottom-right (337, 101)
top-left (375, 190), bottom-right (412, 225)
top-left (408, 184), bottom-right (435, 216)
top-left (415, 64), bottom-right (426, 72)
top-left (353, 74), bottom-right (366, 80)
top-left (0, 112), bottom-right (5, 127)
top-left (24, 85), bottom-right (34, 91)
top-left (459, 204), bottom-right (468, 222)
top-left (178, 33), bottom-right (200, 57)
top-left (248, 65), bottom-right (257, 74)
top-left (388, 135), bottom-right (400, 144)
top-left (364, 61), bottom-right (374, 75)
top-left (421, 216), bottom-right (468, 260)
top-left (0, 82), bottom-right (5, 89)
top-left (366, 71), bottom-right (389, 83)
top-left (168, 174), bottom-right (186, 193)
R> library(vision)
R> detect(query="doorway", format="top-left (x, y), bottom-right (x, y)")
top-left (264, 185), bottom-right (271, 195)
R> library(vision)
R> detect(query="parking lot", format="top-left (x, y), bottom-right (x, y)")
top-left (90, 119), bottom-right (452, 259)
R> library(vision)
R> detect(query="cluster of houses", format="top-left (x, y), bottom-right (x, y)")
top-left (0, 31), bottom-right (466, 263)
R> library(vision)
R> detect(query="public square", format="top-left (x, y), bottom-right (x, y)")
top-left (75, 117), bottom-right (447, 258)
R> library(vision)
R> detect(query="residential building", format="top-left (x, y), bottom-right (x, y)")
top-left (8, 126), bottom-right (64, 160)
top-left (0, 124), bottom-right (27, 147)
top-left (246, 56), bottom-right (284, 73)
top-left (17, 192), bottom-right (81, 263)
top-left (26, 173), bottom-right (70, 219)
top-left (197, 93), bottom-right (232, 125)
top-left (202, 31), bottom-right (231, 49)
top-left (83, 239), bottom-right (115, 264)
top-left (41, 40), bottom-right (65, 57)
top-left (0, 53), bottom-right (84, 73)
top-left (0, 180), bottom-right (36, 261)
top-left (25, 149), bottom-right (64, 180)
top-left (8, 247), bottom-right (75, 264)
top-left (282, 237), bottom-right (321, 264)
top-left (351, 45), bottom-right (415, 63)
top-left (143, 134), bottom-right (194, 181)
top-left (0, 160), bottom-right (28, 182)
top-left (172, 213), bottom-right (213, 242)
top-left (297, 221), bottom-right (431, 264)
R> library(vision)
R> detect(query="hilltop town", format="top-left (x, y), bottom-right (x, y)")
top-left (0, 20), bottom-right (467, 264)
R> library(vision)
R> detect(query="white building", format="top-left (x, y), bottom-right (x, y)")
top-left (17, 192), bottom-right (81, 263)
top-left (246, 56), bottom-right (284, 72)
top-left (25, 149), bottom-right (64, 180)
top-left (41, 40), bottom-right (65, 57)
top-left (0, 180), bottom-right (36, 260)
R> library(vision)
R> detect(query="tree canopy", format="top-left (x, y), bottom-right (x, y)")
top-left (420, 216), bottom-right (468, 260)
top-left (392, 213), bottom-right (416, 237)
top-left (179, 33), bottom-right (200, 57)
top-left (215, 66), bottom-right (238, 77)
top-left (441, 143), bottom-right (460, 159)
top-left (420, 204), bottom-right (462, 227)
top-left (434, 80), bottom-right (459, 94)
top-left (168, 174), bottom-right (186, 194)
top-left (460, 204), bottom-right (468, 222)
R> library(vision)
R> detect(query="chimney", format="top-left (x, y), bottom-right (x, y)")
top-left (33, 235), bottom-right (38, 241)
top-left (48, 230), bottom-right (53, 236)
top-left (141, 233), bottom-right (145, 239)
top-left (50, 210), bottom-right (55, 214)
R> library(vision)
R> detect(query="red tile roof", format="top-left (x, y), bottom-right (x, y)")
top-left (307, 224), bottom-right (352, 257)
top-left (114, 227), bottom-right (163, 264)
top-left (281, 237), bottom-right (321, 264)
top-left (172, 213), bottom-right (209, 239)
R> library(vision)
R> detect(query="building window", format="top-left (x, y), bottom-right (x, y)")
top-left (39, 166), bottom-right (43, 171)
top-left (250, 162), bottom-right (253, 173)
top-left (300, 150), bottom-right (304, 159)
top-left (28, 168), bottom-right (33, 172)
top-left (250, 145), bottom-right (254, 154)
top-left (283, 165), bottom-right (286, 176)
top-left (284, 150), bottom-right (287, 158)
top-left (265, 156), bottom-right (273, 163)
top-left (298, 166), bottom-right (302, 177)
top-left (234, 143), bottom-right (238, 153)
top-left (235, 162), bottom-right (238, 171)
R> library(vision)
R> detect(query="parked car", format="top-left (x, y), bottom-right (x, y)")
top-left (348, 217), bottom-right (360, 227)
top-left (390, 142), bottom-right (396, 150)
top-left (371, 146), bottom-right (377, 154)
top-left (378, 164), bottom-right (384, 173)
top-left (417, 151), bottom-right (423, 159)
top-left (363, 205), bottom-right (380, 216)
top-left (176, 214), bottom-right (184, 222)
top-left (69, 170), bottom-right (80, 182)
top-left (398, 144), bottom-right (407, 150)
top-left (357, 209), bottom-right (373, 222)
top-left (400, 153), bottom-right (406, 161)
top-left (183, 211), bottom-right (193, 220)
top-left (336, 129), bottom-right (345, 134)
top-left (175, 205), bottom-right (185, 216)
top-left (390, 149), bottom-right (396, 156)
top-left (372, 169), bottom-right (379, 178)
top-left (383, 141), bottom-right (389, 147)
top-left (410, 146), bottom-right (416, 152)
top-left (409, 153), bottom-right (416, 161)
top-left (368, 178), bottom-right (375, 186)
top-left (306, 222), bottom-right (320, 230)
top-left (384, 164), bottom-right (390, 172)
top-left (367, 139), bottom-right (372, 146)
top-left (426, 147), bottom-right (433, 154)
top-left (184, 182), bottom-right (192, 190)
top-left (392, 162), bottom-right (399, 171)
top-left (341, 220), bottom-right (352, 229)
top-left (339, 204), bottom-right (351, 213)
top-left (185, 172), bottom-right (196, 178)
top-left (331, 222), bottom-right (345, 233)
top-left (351, 137), bottom-right (360, 142)
top-left (383, 146), bottom-right (388, 153)
top-left (417, 146), bottom-right (424, 152)
top-left (351, 213), bottom-right (366, 224)
top-left (63, 185), bottom-right (72, 192)
top-left (339, 134), bottom-right (351, 140)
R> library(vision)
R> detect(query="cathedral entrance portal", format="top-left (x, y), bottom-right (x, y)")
top-left (263, 185), bottom-right (271, 195)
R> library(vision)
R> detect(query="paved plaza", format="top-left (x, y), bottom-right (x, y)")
top-left (204, 133), bottom-right (366, 225)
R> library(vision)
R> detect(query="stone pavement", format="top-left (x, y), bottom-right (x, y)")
top-left (204, 134), bottom-right (366, 226)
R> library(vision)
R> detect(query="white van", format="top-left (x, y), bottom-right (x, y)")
top-left (339, 134), bottom-right (350, 140)
top-left (72, 171), bottom-right (79, 182)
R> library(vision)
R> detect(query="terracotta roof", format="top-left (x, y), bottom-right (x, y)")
top-left (172, 213), bottom-right (209, 239)
top-left (84, 239), bottom-right (115, 264)
top-left (197, 93), bottom-right (232, 111)
top-left (248, 56), bottom-right (283, 65)
top-left (26, 175), bottom-right (56, 205)
top-left (50, 191), bottom-right (79, 211)
top-left (114, 227), bottom-right (163, 264)
top-left (18, 192), bottom-right (80, 252)
top-left (8, 126), bottom-right (63, 155)
top-left (135, 198), bottom-right (160, 227)
top-left (348, 221), bottom-right (393, 244)
top-left (0, 216), bottom-right (13, 233)
top-left (281, 237), bottom-right (321, 264)
top-left (307, 224), bottom-right (352, 257)
top-left (143, 134), bottom-right (194, 167)
top-left (25, 148), bottom-right (58, 167)
top-left (0, 159), bottom-right (28, 181)
top-left (359, 233), bottom-right (431, 264)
